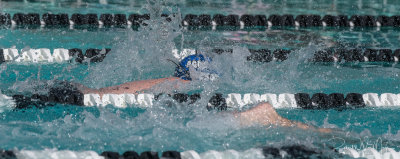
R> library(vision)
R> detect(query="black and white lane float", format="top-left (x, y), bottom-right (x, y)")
top-left (1, 146), bottom-right (399, 159)
top-left (1, 13), bottom-right (400, 29)
top-left (1, 48), bottom-right (400, 64)
top-left (63, 92), bottom-right (400, 109)
top-left (2, 91), bottom-right (400, 110)
top-left (0, 48), bottom-right (110, 64)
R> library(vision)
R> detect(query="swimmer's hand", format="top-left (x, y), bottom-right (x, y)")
top-left (292, 121), bottom-right (333, 133)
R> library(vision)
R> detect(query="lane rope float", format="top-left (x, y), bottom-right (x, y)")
top-left (83, 92), bottom-right (400, 109)
top-left (3, 91), bottom-right (400, 110)
top-left (1, 13), bottom-right (400, 29)
top-left (0, 48), bottom-right (110, 64)
top-left (1, 48), bottom-right (400, 64)
top-left (3, 146), bottom-right (399, 159)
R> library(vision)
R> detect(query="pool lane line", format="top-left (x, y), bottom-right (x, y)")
top-left (5, 92), bottom-right (400, 110)
top-left (2, 146), bottom-right (399, 158)
top-left (1, 48), bottom-right (400, 64)
top-left (1, 13), bottom-right (400, 29)
top-left (84, 92), bottom-right (400, 109)
top-left (0, 48), bottom-right (110, 64)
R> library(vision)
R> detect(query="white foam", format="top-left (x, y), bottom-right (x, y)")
top-left (172, 49), bottom-right (196, 60)
top-left (0, 93), bottom-right (15, 113)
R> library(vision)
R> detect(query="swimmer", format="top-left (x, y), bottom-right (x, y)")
top-left (79, 54), bottom-right (218, 96)
top-left (14, 54), bottom-right (332, 133)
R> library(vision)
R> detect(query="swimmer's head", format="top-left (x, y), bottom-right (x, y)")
top-left (174, 54), bottom-right (220, 81)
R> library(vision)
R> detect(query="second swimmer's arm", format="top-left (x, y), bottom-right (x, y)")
top-left (81, 77), bottom-right (187, 96)
top-left (237, 102), bottom-right (332, 133)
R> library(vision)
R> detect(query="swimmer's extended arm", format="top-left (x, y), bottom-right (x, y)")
top-left (80, 77), bottom-right (187, 96)
top-left (237, 102), bottom-right (331, 133)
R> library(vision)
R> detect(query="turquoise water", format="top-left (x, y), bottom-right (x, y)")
top-left (1, 106), bottom-right (400, 154)
top-left (1, 0), bottom-right (400, 157)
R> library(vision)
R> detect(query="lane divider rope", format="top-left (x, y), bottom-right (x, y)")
top-left (1, 13), bottom-right (400, 29)
top-left (2, 48), bottom-right (400, 64)
top-left (0, 48), bottom-right (110, 64)
top-left (4, 147), bottom-right (399, 159)
top-left (6, 92), bottom-right (400, 110)
top-left (83, 92), bottom-right (400, 109)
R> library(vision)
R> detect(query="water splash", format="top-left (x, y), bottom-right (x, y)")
top-left (0, 1), bottom-right (400, 158)
top-left (84, 0), bottom-right (183, 89)
top-left (0, 92), bottom-right (15, 113)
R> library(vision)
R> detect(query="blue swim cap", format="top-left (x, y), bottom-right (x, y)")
top-left (174, 54), bottom-right (219, 81)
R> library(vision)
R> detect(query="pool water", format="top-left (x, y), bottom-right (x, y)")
top-left (1, 0), bottom-right (400, 158)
